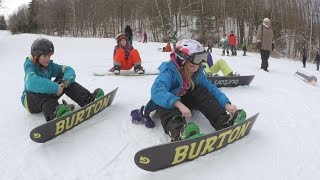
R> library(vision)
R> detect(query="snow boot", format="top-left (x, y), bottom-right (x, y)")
top-left (113, 65), bottom-right (120, 75)
top-left (134, 65), bottom-right (145, 74)
top-left (227, 72), bottom-right (240, 76)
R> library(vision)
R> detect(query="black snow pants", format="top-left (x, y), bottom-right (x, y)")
top-left (25, 82), bottom-right (93, 122)
top-left (156, 86), bottom-right (230, 137)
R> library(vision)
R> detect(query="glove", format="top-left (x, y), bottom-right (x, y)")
top-left (256, 42), bottom-right (261, 49)
top-left (56, 83), bottom-right (64, 96)
top-left (272, 43), bottom-right (275, 51)
top-left (62, 80), bottom-right (69, 88)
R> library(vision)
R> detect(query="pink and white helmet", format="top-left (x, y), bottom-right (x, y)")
top-left (175, 39), bottom-right (205, 56)
top-left (175, 39), bottom-right (207, 65)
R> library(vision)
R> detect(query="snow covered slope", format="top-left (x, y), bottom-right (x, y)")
top-left (0, 31), bottom-right (319, 180)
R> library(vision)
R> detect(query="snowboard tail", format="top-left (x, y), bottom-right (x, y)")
top-left (134, 113), bottom-right (259, 171)
top-left (207, 75), bottom-right (255, 87)
top-left (30, 87), bottom-right (118, 143)
top-left (294, 71), bottom-right (317, 86)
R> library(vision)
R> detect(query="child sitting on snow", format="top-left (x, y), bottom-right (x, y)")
top-left (112, 33), bottom-right (145, 75)
top-left (131, 39), bottom-right (246, 142)
top-left (21, 38), bottom-right (104, 122)
top-left (203, 53), bottom-right (239, 76)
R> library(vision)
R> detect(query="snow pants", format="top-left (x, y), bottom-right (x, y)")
top-left (113, 48), bottom-right (142, 70)
top-left (302, 57), bottom-right (307, 68)
top-left (222, 44), bottom-right (229, 55)
top-left (24, 82), bottom-right (93, 122)
top-left (156, 86), bottom-right (230, 137)
top-left (204, 59), bottom-right (233, 76)
top-left (260, 49), bottom-right (271, 70)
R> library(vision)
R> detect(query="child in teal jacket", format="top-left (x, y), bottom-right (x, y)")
top-left (21, 38), bottom-right (104, 121)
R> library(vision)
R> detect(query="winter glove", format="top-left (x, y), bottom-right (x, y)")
top-left (62, 80), bottom-right (70, 88)
top-left (56, 83), bottom-right (64, 96)
top-left (256, 42), bottom-right (261, 49)
top-left (272, 43), bottom-right (275, 51)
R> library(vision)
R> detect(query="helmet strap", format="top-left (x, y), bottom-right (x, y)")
top-left (33, 56), bottom-right (39, 64)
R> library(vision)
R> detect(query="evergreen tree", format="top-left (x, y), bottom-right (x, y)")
top-left (0, 16), bottom-right (7, 30)
top-left (28, 0), bottom-right (39, 33)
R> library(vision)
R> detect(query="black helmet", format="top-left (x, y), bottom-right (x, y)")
top-left (31, 38), bottom-right (54, 57)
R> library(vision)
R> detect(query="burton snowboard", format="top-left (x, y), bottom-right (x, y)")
top-left (294, 71), bottom-right (317, 86)
top-left (134, 113), bottom-right (259, 171)
top-left (30, 87), bottom-right (118, 143)
top-left (207, 75), bottom-right (255, 87)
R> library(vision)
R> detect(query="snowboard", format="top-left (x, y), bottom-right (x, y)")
top-left (207, 75), bottom-right (255, 87)
top-left (134, 113), bottom-right (259, 171)
top-left (93, 72), bottom-right (158, 76)
top-left (30, 87), bottom-right (118, 143)
top-left (294, 71), bottom-right (317, 86)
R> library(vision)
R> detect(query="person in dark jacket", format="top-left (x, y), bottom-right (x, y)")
top-left (256, 18), bottom-right (274, 72)
top-left (242, 39), bottom-right (247, 56)
top-left (315, 50), bottom-right (320, 71)
top-left (124, 25), bottom-right (133, 45)
top-left (302, 46), bottom-right (308, 68)
top-left (21, 38), bottom-right (104, 122)
top-left (143, 32), bottom-right (147, 43)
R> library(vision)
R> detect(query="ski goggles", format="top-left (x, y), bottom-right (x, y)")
top-left (176, 50), bottom-right (208, 65)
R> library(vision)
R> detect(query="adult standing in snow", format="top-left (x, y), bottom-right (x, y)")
top-left (302, 45), bottom-right (308, 68)
top-left (256, 18), bottom-right (274, 72)
top-left (21, 38), bottom-right (104, 122)
top-left (315, 50), bottom-right (320, 71)
top-left (125, 24), bottom-right (133, 45)
top-left (138, 39), bottom-right (246, 142)
top-left (228, 31), bottom-right (237, 56)
top-left (113, 33), bottom-right (144, 75)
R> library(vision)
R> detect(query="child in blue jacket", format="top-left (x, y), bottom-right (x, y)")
top-left (140, 39), bottom-right (246, 141)
top-left (21, 38), bottom-right (104, 122)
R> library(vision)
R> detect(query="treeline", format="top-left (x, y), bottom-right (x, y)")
top-left (6, 0), bottom-right (320, 59)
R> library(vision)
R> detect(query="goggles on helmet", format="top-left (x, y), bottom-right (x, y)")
top-left (176, 49), bottom-right (208, 65)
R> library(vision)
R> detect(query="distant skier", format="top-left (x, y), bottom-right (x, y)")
top-left (242, 39), bottom-right (247, 56)
top-left (143, 32), bottom-right (147, 43)
top-left (204, 53), bottom-right (239, 76)
top-left (21, 38), bottom-right (104, 122)
top-left (315, 50), bottom-right (320, 71)
top-left (113, 33), bottom-right (144, 75)
top-left (132, 39), bottom-right (246, 142)
top-left (220, 33), bottom-right (229, 56)
top-left (206, 36), bottom-right (214, 53)
top-left (125, 24), bottom-right (133, 45)
top-left (302, 46), bottom-right (308, 68)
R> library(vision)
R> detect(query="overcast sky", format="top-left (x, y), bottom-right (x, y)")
top-left (1, 0), bottom-right (31, 17)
